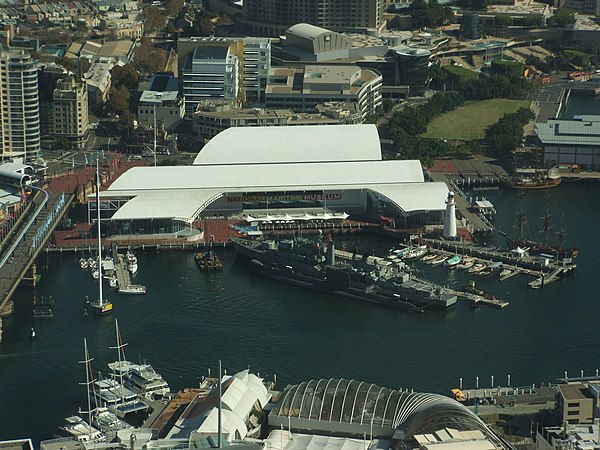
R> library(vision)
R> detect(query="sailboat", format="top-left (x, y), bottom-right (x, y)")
top-left (107, 320), bottom-right (170, 399)
top-left (500, 192), bottom-right (578, 261)
top-left (62, 338), bottom-right (106, 444)
top-left (90, 160), bottom-right (113, 315)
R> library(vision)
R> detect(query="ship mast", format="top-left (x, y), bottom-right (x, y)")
top-left (513, 190), bottom-right (527, 241)
top-left (109, 319), bottom-right (128, 404)
top-left (540, 194), bottom-right (553, 246)
top-left (79, 338), bottom-right (95, 440)
top-left (96, 160), bottom-right (103, 308)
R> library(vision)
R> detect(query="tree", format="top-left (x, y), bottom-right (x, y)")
top-left (105, 85), bottom-right (130, 116)
top-left (133, 38), bottom-right (168, 74)
top-left (547, 7), bottom-right (575, 28)
top-left (560, 49), bottom-right (591, 67)
top-left (166, 0), bottom-right (184, 17)
top-left (494, 14), bottom-right (511, 27)
top-left (382, 99), bottom-right (394, 113)
top-left (111, 64), bottom-right (139, 90)
top-left (491, 60), bottom-right (525, 77)
top-left (196, 14), bottom-right (215, 36)
top-left (145, 6), bottom-right (166, 33)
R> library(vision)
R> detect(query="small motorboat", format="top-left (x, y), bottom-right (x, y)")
top-left (29, 328), bottom-right (36, 340)
top-left (429, 255), bottom-right (448, 266)
top-left (456, 257), bottom-right (475, 270)
top-left (444, 255), bottom-right (461, 268)
top-left (128, 261), bottom-right (138, 275)
top-left (92, 269), bottom-right (100, 280)
top-left (118, 285), bottom-right (147, 295)
top-left (109, 275), bottom-right (118, 289)
top-left (79, 258), bottom-right (89, 269)
top-left (468, 262), bottom-right (486, 273)
top-left (421, 253), bottom-right (437, 263)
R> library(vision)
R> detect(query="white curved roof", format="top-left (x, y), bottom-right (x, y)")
top-left (193, 124), bottom-right (382, 165)
top-left (109, 160), bottom-right (423, 192)
top-left (286, 23), bottom-right (331, 40)
top-left (373, 183), bottom-right (449, 213)
top-left (101, 160), bottom-right (447, 223)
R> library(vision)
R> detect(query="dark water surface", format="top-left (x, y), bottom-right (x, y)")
top-left (0, 182), bottom-right (597, 442)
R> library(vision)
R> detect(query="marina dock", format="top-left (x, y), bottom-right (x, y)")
top-left (333, 249), bottom-right (509, 309)
top-left (113, 252), bottom-right (133, 289)
top-left (422, 239), bottom-right (576, 278)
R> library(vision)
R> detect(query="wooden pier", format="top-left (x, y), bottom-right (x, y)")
top-left (113, 253), bottom-right (133, 289)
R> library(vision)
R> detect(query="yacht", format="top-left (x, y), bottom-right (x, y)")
top-left (91, 376), bottom-right (149, 418)
top-left (118, 284), bottom-right (147, 295)
top-left (126, 251), bottom-right (138, 274)
top-left (57, 416), bottom-right (105, 443)
top-left (89, 162), bottom-right (113, 316)
top-left (126, 363), bottom-right (170, 399)
top-left (91, 407), bottom-right (133, 433)
top-left (107, 320), bottom-right (170, 400)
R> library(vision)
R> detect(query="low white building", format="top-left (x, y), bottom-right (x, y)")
top-left (138, 90), bottom-right (184, 131)
top-left (96, 124), bottom-right (449, 238)
top-left (166, 370), bottom-right (272, 440)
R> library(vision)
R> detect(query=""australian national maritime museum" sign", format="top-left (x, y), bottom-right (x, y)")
top-left (226, 192), bottom-right (342, 203)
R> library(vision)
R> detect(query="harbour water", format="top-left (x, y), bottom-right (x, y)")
top-left (0, 182), bottom-right (598, 443)
top-left (560, 91), bottom-right (600, 118)
top-left (1, 95), bottom-right (599, 442)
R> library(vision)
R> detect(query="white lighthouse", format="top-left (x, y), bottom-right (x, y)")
top-left (443, 191), bottom-right (457, 239)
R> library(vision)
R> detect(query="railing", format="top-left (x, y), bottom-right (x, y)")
top-left (31, 192), bottom-right (68, 256)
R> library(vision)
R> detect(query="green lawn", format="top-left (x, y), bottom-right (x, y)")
top-left (422, 99), bottom-right (530, 141)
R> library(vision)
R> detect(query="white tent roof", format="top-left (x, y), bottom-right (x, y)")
top-left (265, 430), bottom-right (373, 450)
top-left (166, 370), bottom-right (271, 440)
top-left (193, 124), bottom-right (382, 165)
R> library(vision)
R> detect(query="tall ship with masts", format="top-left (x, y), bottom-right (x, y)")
top-left (500, 193), bottom-right (578, 261)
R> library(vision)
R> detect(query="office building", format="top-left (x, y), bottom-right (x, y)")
top-left (242, 0), bottom-right (387, 36)
top-left (138, 91), bottom-right (184, 131)
top-left (0, 50), bottom-right (41, 161)
top-left (265, 65), bottom-right (382, 120)
top-left (556, 381), bottom-right (599, 425)
top-left (536, 115), bottom-right (600, 170)
top-left (52, 75), bottom-right (89, 149)
top-left (395, 46), bottom-right (431, 97)
top-left (178, 37), bottom-right (271, 105)
top-left (181, 45), bottom-right (239, 118)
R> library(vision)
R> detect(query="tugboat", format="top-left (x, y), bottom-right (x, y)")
top-left (195, 250), bottom-right (223, 271)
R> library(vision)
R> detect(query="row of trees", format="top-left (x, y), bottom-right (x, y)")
top-left (407, 0), bottom-right (453, 28)
top-left (387, 92), bottom-right (475, 166)
top-left (407, 0), bottom-right (573, 29)
top-left (384, 69), bottom-right (538, 164)
top-left (431, 65), bottom-right (535, 100)
top-left (485, 107), bottom-right (535, 152)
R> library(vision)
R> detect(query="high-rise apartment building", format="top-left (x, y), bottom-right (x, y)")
top-left (243, 0), bottom-right (386, 36)
top-left (52, 75), bottom-right (89, 149)
top-left (0, 50), bottom-right (41, 161)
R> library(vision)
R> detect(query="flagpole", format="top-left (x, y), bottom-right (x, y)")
top-left (153, 104), bottom-right (157, 167)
